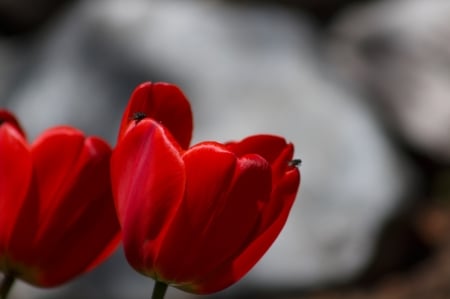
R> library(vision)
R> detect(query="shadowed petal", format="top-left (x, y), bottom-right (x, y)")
top-left (176, 152), bottom-right (272, 289)
top-left (30, 127), bottom-right (86, 240)
top-left (4, 127), bottom-right (120, 286)
top-left (33, 133), bottom-right (120, 286)
top-left (192, 166), bottom-right (300, 294)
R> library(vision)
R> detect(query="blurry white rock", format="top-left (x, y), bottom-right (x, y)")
top-left (0, 0), bottom-right (414, 297)
top-left (330, 0), bottom-right (450, 162)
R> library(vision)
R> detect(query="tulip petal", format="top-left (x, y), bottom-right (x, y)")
top-left (31, 127), bottom-right (86, 229)
top-left (153, 142), bottom-right (237, 282)
top-left (167, 150), bottom-right (272, 289)
top-left (193, 165), bottom-right (300, 294)
top-left (34, 133), bottom-right (119, 286)
top-left (187, 138), bottom-right (300, 294)
top-left (193, 154), bottom-right (271, 273)
top-left (118, 82), bottom-right (193, 149)
top-left (111, 119), bottom-right (186, 276)
top-left (3, 127), bottom-right (86, 275)
top-left (0, 124), bottom-right (32, 268)
top-left (4, 127), bottom-right (120, 286)
top-left (226, 135), bottom-right (288, 164)
top-left (228, 136), bottom-right (299, 234)
top-left (259, 144), bottom-right (297, 229)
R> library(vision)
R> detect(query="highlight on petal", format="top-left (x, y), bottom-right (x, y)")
top-left (118, 82), bottom-right (193, 149)
top-left (0, 109), bottom-right (26, 138)
top-left (111, 119), bottom-right (186, 275)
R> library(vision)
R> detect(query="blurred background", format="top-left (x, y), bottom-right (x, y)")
top-left (1, 0), bottom-right (450, 298)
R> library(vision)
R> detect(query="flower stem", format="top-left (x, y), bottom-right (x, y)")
top-left (0, 273), bottom-right (15, 299)
top-left (151, 281), bottom-right (168, 299)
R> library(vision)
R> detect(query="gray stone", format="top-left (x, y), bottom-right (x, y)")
top-left (330, 0), bottom-right (450, 162)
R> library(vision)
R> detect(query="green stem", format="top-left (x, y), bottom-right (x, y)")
top-left (151, 281), bottom-right (168, 299)
top-left (0, 273), bottom-right (15, 299)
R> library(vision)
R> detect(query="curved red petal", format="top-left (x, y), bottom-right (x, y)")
top-left (3, 128), bottom-right (120, 286)
top-left (111, 119), bottom-right (186, 276)
top-left (193, 166), bottom-right (300, 294)
top-left (259, 144), bottom-right (298, 229)
top-left (0, 124), bottom-right (32, 267)
top-left (270, 143), bottom-right (295, 180)
top-left (30, 127), bottom-right (86, 220)
top-left (0, 109), bottom-right (26, 138)
top-left (118, 82), bottom-right (193, 149)
top-left (154, 142), bottom-right (237, 282)
top-left (226, 135), bottom-right (289, 164)
top-left (32, 135), bottom-right (120, 286)
top-left (172, 153), bottom-right (272, 290)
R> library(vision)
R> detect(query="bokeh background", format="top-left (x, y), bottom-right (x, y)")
top-left (1, 0), bottom-right (450, 298)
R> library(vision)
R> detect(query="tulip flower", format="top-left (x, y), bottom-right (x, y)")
top-left (111, 82), bottom-right (301, 298)
top-left (0, 110), bottom-right (120, 298)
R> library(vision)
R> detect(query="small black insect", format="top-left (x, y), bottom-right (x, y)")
top-left (289, 159), bottom-right (302, 167)
top-left (131, 112), bottom-right (147, 122)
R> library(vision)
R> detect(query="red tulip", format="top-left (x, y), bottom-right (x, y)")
top-left (111, 83), bottom-right (300, 294)
top-left (0, 110), bottom-right (120, 287)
